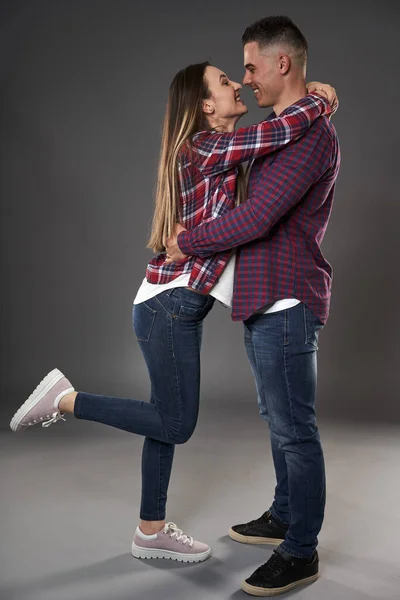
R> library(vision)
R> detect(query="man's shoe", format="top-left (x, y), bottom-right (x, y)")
top-left (132, 522), bottom-right (211, 563)
top-left (229, 511), bottom-right (288, 545)
top-left (241, 549), bottom-right (319, 596)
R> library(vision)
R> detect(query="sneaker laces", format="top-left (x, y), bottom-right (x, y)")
top-left (42, 412), bottom-right (66, 428)
top-left (164, 522), bottom-right (194, 547)
top-left (256, 551), bottom-right (290, 580)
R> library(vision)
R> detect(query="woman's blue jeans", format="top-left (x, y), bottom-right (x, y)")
top-left (74, 288), bottom-right (214, 521)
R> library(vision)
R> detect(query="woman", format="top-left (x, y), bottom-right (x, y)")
top-left (10, 62), bottom-right (335, 563)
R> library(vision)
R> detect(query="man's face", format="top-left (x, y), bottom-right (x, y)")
top-left (243, 41), bottom-right (283, 108)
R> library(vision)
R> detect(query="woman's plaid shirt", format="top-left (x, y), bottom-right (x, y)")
top-left (146, 94), bottom-right (330, 296)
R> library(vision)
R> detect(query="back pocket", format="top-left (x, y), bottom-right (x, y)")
top-left (132, 302), bottom-right (157, 342)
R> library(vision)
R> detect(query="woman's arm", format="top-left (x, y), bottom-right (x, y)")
top-left (186, 93), bottom-right (331, 178)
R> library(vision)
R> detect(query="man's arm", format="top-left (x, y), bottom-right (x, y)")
top-left (177, 124), bottom-right (334, 258)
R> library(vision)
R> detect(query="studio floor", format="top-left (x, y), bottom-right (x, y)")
top-left (1, 404), bottom-right (399, 600)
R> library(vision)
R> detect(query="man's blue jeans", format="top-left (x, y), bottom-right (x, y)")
top-left (74, 288), bottom-right (214, 521)
top-left (244, 302), bottom-right (325, 558)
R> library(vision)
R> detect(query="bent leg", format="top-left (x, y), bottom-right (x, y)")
top-left (74, 295), bottom-right (205, 444)
top-left (72, 289), bottom-right (214, 522)
top-left (136, 289), bottom-right (213, 521)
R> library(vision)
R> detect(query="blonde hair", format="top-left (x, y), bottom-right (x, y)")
top-left (148, 63), bottom-right (211, 253)
top-left (147, 62), bottom-right (248, 253)
top-left (235, 164), bottom-right (247, 207)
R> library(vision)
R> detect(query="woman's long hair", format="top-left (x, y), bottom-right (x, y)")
top-left (147, 62), bottom-right (247, 253)
top-left (148, 62), bottom-right (211, 253)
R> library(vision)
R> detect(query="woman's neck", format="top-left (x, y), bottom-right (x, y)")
top-left (206, 116), bottom-right (238, 133)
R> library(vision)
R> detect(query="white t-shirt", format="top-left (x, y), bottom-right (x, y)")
top-left (133, 253), bottom-right (299, 315)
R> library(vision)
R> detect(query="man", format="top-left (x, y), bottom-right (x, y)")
top-left (166, 15), bottom-right (340, 597)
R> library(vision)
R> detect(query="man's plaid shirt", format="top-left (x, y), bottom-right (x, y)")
top-left (146, 94), bottom-right (330, 295)
top-left (178, 103), bottom-right (341, 324)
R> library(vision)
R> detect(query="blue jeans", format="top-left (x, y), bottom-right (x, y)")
top-left (244, 302), bottom-right (325, 558)
top-left (74, 288), bottom-right (214, 521)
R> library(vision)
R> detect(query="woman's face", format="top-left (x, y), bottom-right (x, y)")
top-left (203, 66), bottom-right (248, 126)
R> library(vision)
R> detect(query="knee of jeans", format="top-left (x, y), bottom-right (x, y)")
top-left (274, 426), bottom-right (321, 451)
top-left (168, 418), bottom-right (197, 445)
top-left (172, 427), bottom-right (195, 445)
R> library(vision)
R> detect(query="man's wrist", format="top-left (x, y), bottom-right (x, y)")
top-left (177, 231), bottom-right (193, 255)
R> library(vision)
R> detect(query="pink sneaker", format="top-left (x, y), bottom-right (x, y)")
top-left (132, 522), bottom-right (211, 563)
top-left (10, 368), bottom-right (74, 432)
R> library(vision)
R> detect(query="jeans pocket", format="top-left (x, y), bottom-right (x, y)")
top-left (178, 304), bottom-right (203, 319)
top-left (303, 304), bottom-right (323, 349)
top-left (132, 302), bottom-right (157, 342)
top-left (174, 288), bottom-right (212, 320)
top-left (175, 288), bottom-right (207, 306)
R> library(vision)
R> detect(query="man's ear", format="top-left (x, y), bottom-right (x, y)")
top-left (278, 54), bottom-right (291, 75)
top-left (202, 100), bottom-right (215, 114)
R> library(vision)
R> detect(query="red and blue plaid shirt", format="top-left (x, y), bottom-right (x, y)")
top-left (146, 94), bottom-right (330, 295)
top-left (178, 103), bottom-right (340, 324)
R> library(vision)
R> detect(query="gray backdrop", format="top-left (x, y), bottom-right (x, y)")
top-left (1, 0), bottom-right (399, 426)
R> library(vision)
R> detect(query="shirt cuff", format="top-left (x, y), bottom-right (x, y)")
top-left (178, 231), bottom-right (194, 255)
top-left (309, 92), bottom-right (332, 116)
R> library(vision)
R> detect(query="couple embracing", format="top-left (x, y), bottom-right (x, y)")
top-left (11, 16), bottom-right (340, 597)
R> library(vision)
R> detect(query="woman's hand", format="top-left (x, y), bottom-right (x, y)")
top-left (307, 81), bottom-right (339, 116)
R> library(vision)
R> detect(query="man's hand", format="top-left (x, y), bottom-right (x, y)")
top-left (165, 223), bottom-right (188, 263)
top-left (306, 81), bottom-right (339, 116)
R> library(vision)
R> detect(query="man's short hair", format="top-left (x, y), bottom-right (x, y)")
top-left (242, 16), bottom-right (308, 64)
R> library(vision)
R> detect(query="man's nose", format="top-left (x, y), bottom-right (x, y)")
top-left (242, 71), bottom-right (251, 86)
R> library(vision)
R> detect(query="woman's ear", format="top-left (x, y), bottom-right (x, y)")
top-left (202, 100), bottom-right (215, 114)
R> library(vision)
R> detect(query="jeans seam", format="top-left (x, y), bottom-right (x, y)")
top-left (157, 441), bottom-right (162, 520)
top-left (283, 311), bottom-right (300, 443)
top-left (154, 294), bottom-right (176, 319)
top-left (168, 310), bottom-right (183, 431)
top-left (303, 303), bottom-right (309, 345)
top-left (284, 309), bottom-right (289, 346)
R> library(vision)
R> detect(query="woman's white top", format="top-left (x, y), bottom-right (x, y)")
top-left (134, 253), bottom-right (299, 314)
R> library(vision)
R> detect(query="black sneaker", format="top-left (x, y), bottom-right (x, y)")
top-left (229, 511), bottom-right (288, 545)
top-left (241, 549), bottom-right (319, 596)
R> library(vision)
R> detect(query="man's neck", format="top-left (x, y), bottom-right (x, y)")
top-left (273, 82), bottom-right (307, 116)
